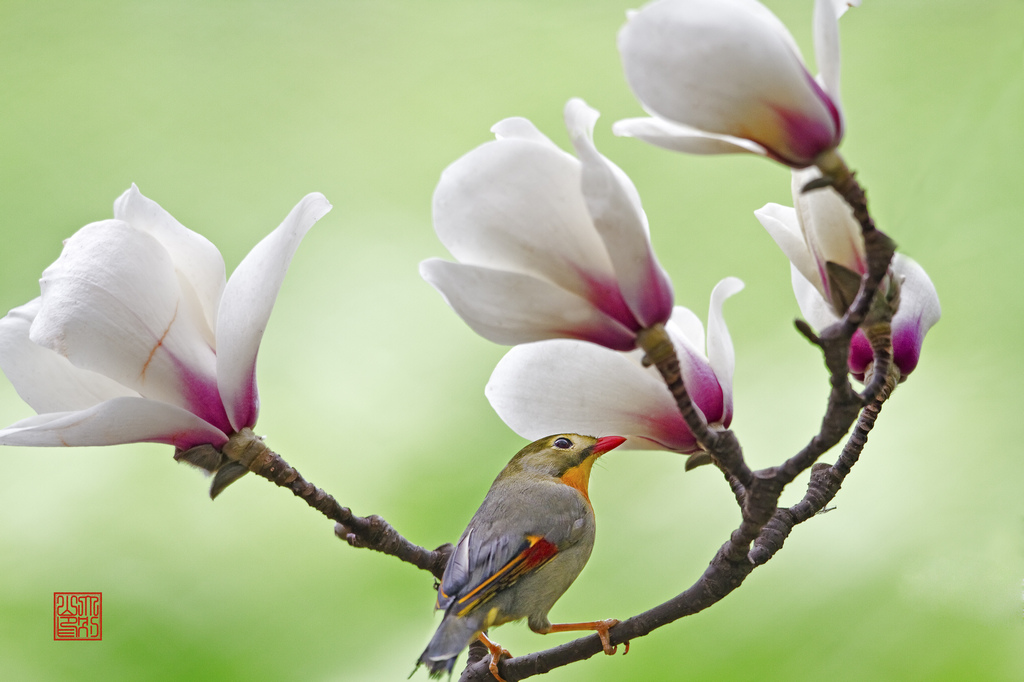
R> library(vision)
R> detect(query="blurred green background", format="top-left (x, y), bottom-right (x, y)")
top-left (0, 0), bottom-right (1021, 680)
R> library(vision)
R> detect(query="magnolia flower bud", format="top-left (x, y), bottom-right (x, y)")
top-left (757, 166), bottom-right (866, 317)
top-left (615, 0), bottom-right (858, 168)
top-left (755, 163), bottom-right (939, 379)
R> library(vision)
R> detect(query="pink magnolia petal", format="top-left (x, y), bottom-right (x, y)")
top-left (217, 192), bottom-right (332, 431)
top-left (793, 255), bottom-right (938, 380)
top-left (566, 98), bottom-right (674, 327)
top-left (485, 339), bottom-right (698, 453)
top-left (113, 184), bottom-right (226, 346)
top-left (30, 220), bottom-right (228, 430)
top-left (848, 330), bottom-right (873, 378)
top-left (612, 116), bottom-right (767, 156)
top-left (889, 254), bottom-right (941, 376)
top-left (704, 277), bottom-right (744, 426)
top-left (0, 396), bottom-right (229, 450)
top-left (0, 298), bottom-right (138, 414)
top-left (663, 311), bottom-right (733, 429)
top-left (420, 259), bottom-right (637, 350)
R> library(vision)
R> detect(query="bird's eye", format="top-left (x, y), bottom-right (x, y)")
top-left (553, 437), bottom-right (572, 449)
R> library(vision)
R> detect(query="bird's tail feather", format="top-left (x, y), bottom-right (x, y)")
top-left (416, 613), bottom-right (480, 678)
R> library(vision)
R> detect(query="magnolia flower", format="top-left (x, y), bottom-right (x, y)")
top-left (615, 0), bottom-right (859, 168)
top-left (486, 278), bottom-right (743, 454)
top-left (420, 98), bottom-right (674, 352)
top-left (0, 185), bottom-right (331, 450)
top-left (755, 173), bottom-right (940, 379)
top-left (756, 166), bottom-right (866, 316)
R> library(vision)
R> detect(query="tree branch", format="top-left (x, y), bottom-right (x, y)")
top-left (178, 428), bottom-right (452, 580)
top-left (750, 360), bottom-right (900, 566)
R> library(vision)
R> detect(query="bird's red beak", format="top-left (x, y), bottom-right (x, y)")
top-left (591, 436), bottom-right (627, 455)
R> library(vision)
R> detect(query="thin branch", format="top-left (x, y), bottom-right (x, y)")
top-left (188, 428), bottom-right (453, 580)
top-left (750, 361), bottom-right (900, 566)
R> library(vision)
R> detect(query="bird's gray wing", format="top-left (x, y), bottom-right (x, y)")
top-left (435, 481), bottom-right (587, 615)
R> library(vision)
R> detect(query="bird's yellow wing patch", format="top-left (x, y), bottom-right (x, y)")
top-left (455, 534), bottom-right (559, 618)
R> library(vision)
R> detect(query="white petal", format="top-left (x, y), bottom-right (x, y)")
top-left (791, 264), bottom-right (839, 332)
top-left (704, 277), bottom-right (744, 425)
top-left (612, 116), bottom-right (767, 156)
top-left (30, 220), bottom-right (227, 429)
top-left (618, 0), bottom-right (841, 166)
top-left (791, 166), bottom-right (866, 285)
top-left (0, 396), bottom-right (229, 450)
top-left (113, 184), bottom-right (226, 346)
top-left (668, 305), bottom-right (705, 352)
top-left (565, 98), bottom-right (674, 327)
top-left (661, 287), bottom-right (739, 429)
top-left (755, 202), bottom-right (825, 297)
top-left (420, 259), bottom-right (637, 350)
top-left (485, 340), bottom-right (698, 452)
top-left (490, 117), bottom-right (558, 147)
top-left (217, 192), bottom-right (332, 431)
top-left (892, 255), bottom-right (941, 332)
top-left (661, 324), bottom-right (713, 426)
top-left (830, 0), bottom-right (861, 20)
top-left (431, 130), bottom-right (618, 300)
top-left (889, 254), bottom-right (941, 375)
top-left (0, 298), bottom-right (138, 414)
top-left (813, 0), bottom-right (843, 108)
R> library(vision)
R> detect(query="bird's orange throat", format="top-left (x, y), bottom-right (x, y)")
top-left (560, 456), bottom-right (597, 504)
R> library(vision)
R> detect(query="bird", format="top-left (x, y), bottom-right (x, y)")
top-left (416, 433), bottom-right (627, 681)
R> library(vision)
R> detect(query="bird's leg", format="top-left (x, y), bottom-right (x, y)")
top-left (476, 632), bottom-right (511, 682)
top-left (542, 618), bottom-right (627, 655)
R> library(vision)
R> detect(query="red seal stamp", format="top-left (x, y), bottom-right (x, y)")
top-left (53, 592), bottom-right (102, 641)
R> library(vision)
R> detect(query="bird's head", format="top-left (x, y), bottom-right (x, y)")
top-left (506, 433), bottom-right (626, 501)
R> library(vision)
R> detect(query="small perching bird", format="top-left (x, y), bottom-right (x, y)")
top-left (416, 433), bottom-right (627, 680)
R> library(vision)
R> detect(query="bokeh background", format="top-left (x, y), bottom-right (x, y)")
top-left (1, 0), bottom-right (1021, 680)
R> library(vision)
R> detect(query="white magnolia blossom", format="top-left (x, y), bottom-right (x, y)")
top-left (615, 0), bottom-right (860, 168)
top-left (421, 98), bottom-right (674, 352)
top-left (0, 185), bottom-right (331, 450)
top-left (486, 278), bottom-right (743, 453)
top-left (756, 165), bottom-right (866, 314)
top-left (755, 176), bottom-right (940, 379)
